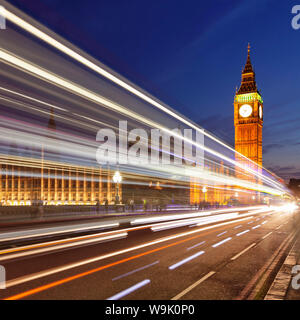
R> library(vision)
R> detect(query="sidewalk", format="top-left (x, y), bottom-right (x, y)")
top-left (284, 237), bottom-right (300, 300)
top-left (264, 214), bottom-right (300, 300)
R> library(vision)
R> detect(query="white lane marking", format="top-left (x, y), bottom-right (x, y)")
top-left (248, 221), bottom-right (254, 224)
top-left (231, 243), bottom-right (256, 261)
top-left (187, 241), bottom-right (206, 251)
top-left (261, 221), bottom-right (267, 225)
top-left (236, 230), bottom-right (249, 237)
top-left (169, 251), bottom-right (205, 270)
top-left (107, 279), bottom-right (150, 300)
top-left (255, 218), bottom-right (260, 221)
top-left (4, 216), bottom-right (253, 289)
top-left (212, 237), bottom-right (232, 248)
top-left (217, 231), bottom-right (227, 237)
top-left (171, 271), bottom-right (216, 300)
top-left (276, 225), bottom-right (283, 230)
top-left (234, 225), bottom-right (242, 229)
top-left (0, 233), bottom-right (128, 262)
top-left (262, 232), bottom-right (272, 239)
top-left (112, 261), bottom-right (159, 281)
top-left (252, 225), bottom-right (261, 230)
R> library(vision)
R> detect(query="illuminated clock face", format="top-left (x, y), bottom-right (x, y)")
top-left (239, 104), bottom-right (253, 118)
top-left (259, 105), bottom-right (263, 119)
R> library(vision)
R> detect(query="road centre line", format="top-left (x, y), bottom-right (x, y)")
top-left (231, 243), bottom-right (256, 261)
top-left (171, 271), bottom-right (216, 300)
top-left (262, 232), bottom-right (273, 240)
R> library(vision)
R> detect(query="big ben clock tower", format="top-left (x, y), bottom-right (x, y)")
top-left (234, 44), bottom-right (263, 169)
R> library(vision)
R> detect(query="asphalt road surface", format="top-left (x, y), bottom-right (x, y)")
top-left (0, 205), bottom-right (297, 300)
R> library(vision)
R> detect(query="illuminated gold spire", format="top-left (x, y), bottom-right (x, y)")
top-left (237, 43), bottom-right (258, 94)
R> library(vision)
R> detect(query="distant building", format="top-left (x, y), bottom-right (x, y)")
top-left (288, 179), bottom-right (300, 197)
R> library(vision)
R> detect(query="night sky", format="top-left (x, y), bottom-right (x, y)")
top-left (6, 0), bottom-right (300, 181)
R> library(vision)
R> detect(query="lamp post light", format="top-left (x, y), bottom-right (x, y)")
top-left (113, 171), bottom-right (122, 204)
top-left (202, 186), bottom-right (207, 202)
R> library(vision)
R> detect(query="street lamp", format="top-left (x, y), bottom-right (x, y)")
top-left (113, 171), bottom-right (122, 204)
top-left (202, 186), bottom-right (207, 202)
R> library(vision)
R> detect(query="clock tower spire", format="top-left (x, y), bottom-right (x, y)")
top-left (234, 44), bottom-right (263, 168)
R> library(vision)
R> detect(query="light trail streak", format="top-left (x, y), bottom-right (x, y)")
top-left (212, 237), bottom-right (232, 248)
top-left (112, 261), bottom-right (159, 281)
top-left (0, 233), bottom-right (128, 262)
top-left (0, 222), bottom-right (120, 242)
top-left (107, 279), bottom-right (150, 300)
top-left (131, 206), bottom-right (267, 226)
top-left (186, 241), bottom-right (206, 251)
top-left (0, 4), bottom-right (285, 191)
top-left (0, 86), bottom-right (67, 111)
top-left (252, 225), bottom-right (261, 230)
top-left (169, 250), bottom-right (205, 270)
top-left (236, 230), bottom-right (250, 236)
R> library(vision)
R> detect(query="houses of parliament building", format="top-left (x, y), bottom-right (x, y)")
top-left (0, 109), bottom-right (120, 206)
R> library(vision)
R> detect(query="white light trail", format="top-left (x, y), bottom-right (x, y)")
top-left (112, 261), bottom-right (159, 281)
top-left (252, 225), bottom-right (261, 230)
top-left (236, 230), bottom-right (250, 237)
top-left (0, 232), bottom-right (128, 262)
top-left (169, 250), bottom-right (205, 270)
top-left (131, 206), bottom-right (258, 226)
top-left (0, 222), bottom-right (119, 242)
top-left (187, 241), bottom-right (206, 251)
top-left (212, 237), bottom-right (232, 248)
top-left (107, 279), bottom-right (150, 300)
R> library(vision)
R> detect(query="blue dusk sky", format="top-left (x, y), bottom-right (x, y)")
top-left (7, 0), bottom-right (300, 181)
